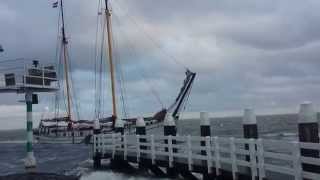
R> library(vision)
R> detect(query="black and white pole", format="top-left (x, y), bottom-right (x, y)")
top-left (136, 117), bottom-right (146, 150)
top-left (115, 118), bottom-right (124, 135)
top-left (243, 108), bottom-right (258, 139)
top-left (200, 112), bottom-right (214, 180)
top-left (93, 118), bottom-right (101, 134)
top-left (25, 91), bottom-right (36, 172)
top-left (200, 111), bottom-right (211, 147)
top-left (93, 118), bottom-right (101, 169)
top-left (115, 118), bottom-right (125, 154)
top-left (136, 117), bottom-right (146, 169)
top-left (243, 108), bottom-right (258, 178)
top-left (164, 115), bottom-right (177, 177)
top-left (298, 102), bottom-right (320, 174)
top-left (136, 117), bottom-right (146, 136)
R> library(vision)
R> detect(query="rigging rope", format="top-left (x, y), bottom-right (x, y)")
top-left (97, 14), bottom-right (107, 118)
top-left (112, 11), bottom-right (164, 109)
top-left (66, 42), bottom-right (81, 120)
top-left (94, 0), bottom-right (102, 119)
top-left (112, 20), bottom-right (129, 119)
top-left (54, 8), bottom-right (62, 118)
top-left (59, 46), bottom-right (68, 118)
top-left (113, 0), bottom-right (188, 70)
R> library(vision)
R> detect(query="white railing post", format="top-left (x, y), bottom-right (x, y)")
top-left (151, 135), bottom-right (155, 165)
top-left (123, 134), bottom-right (127, 160)
top-left (136, 135), bottom-right (140, 163)
top-left (187, 135), bottom-right (193, 171)
top-left (293, 141), bottom-right (302, 180)
top-left (101, 134), bottom-right (105, 156)
top-left (230, 137), bottom-right (238, 179)
top-left (249, 139), bottom-right (257, 180)
top-left (168, 135), bottom-right (173, 168)
top-left (42, 66), bottom-right (45, 87)
top-left (206, 136), bottom-right (212, 174)
top-left (93, 135), bottom-right (96, 153)
top-left (214, 136), bottom-right (221, 176)
top-left (112, 133), bottom-right (115, 159)
top-left (24, 64), bottom-right (26, 86)
top-left (256, 139), bottom-right (266, 180)
top-left (97, 134), bottom-right (101, 153)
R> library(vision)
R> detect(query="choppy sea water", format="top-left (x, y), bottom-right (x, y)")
top-left (0, 114), bottom-right (311, 179)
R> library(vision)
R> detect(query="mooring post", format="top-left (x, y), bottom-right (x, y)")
top-left (200, 112), bottom-right (215, 180)
top-left (115, 118), bottom-right (124, 134)
top-left (24, 91), bottom-right (36, 172)
top-left (93, 118), bottom-right (101, 169)
top-left (136, 117), bottom-right (146, 169)
top-left (111, 118), bottom-right (133, 171)
top-left (115, 118), bottom-right (124, 156)
top-left (164, 115), bottom-right (178, 178)
top-left (242, 108), bottom-right (258, 179)
top-left (298, 102), bottom-right (320, 175)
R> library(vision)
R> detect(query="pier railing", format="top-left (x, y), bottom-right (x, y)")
top-left (94, 133), bottom-right (320, 180)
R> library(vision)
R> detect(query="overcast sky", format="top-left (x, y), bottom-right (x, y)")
top-left (1, 0), bottom-right (320, 129)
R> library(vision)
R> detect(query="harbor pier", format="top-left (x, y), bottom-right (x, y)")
top-left (93, 102), bottom-right (320, 180)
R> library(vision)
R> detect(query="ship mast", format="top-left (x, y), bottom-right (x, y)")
top-left (104, 0), bottom-right (117, 124)
top-left (60, 0), bottom-right (72, 121)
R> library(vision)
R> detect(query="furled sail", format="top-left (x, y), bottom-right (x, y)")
top-left (169, 69), bottom-right (196, 120)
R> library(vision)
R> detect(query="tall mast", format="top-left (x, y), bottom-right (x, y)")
top-left (104, 0), bottom-right (117, 123)
top-left (60, 0), bottom-right (72, 121)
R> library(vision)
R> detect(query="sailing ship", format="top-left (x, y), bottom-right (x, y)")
top-left (35, 0), bottom-right (196, 144)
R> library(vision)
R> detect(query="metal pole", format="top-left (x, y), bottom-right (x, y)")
top-left (25, 91), bottom-right (36, 172)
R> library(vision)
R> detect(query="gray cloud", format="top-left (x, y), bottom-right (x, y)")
top-left (1, 0), bottom-right (320, 129)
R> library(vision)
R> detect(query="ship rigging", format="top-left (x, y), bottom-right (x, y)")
top-left (36, 0), bottom-right (196, 143)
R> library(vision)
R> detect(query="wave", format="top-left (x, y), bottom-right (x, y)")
top-left (80, 171), bottom-right (169, 180)
top-left (281, 132), bottom-right (297, 137)
top-left (0, 140), bottom-right (25, 144)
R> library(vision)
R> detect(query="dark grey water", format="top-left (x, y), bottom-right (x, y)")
top-left (0, 114), bottom-right (310, 179)
top-left (0, 143), bottom-right (90, 176)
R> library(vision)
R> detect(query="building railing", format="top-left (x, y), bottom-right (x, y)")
top-left (93, 133), bottom-right (320, 180)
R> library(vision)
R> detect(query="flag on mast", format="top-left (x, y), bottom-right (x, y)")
top-left (52, 1), bottom-right (58, 8)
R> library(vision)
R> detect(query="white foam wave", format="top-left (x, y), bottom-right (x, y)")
top-left (80, 171), bottom-right (169, 180)
top-left (0, 162), bottom-right (17, 169)
top-left (281, 132), bottom-right (297, 137)
top-left (0, 140), bottom-right (25, 144)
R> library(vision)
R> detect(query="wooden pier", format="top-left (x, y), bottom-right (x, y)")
top-left (93, 133), bottom-right (320, 180)
top-left (92, 103), bottom-right (320, 180)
